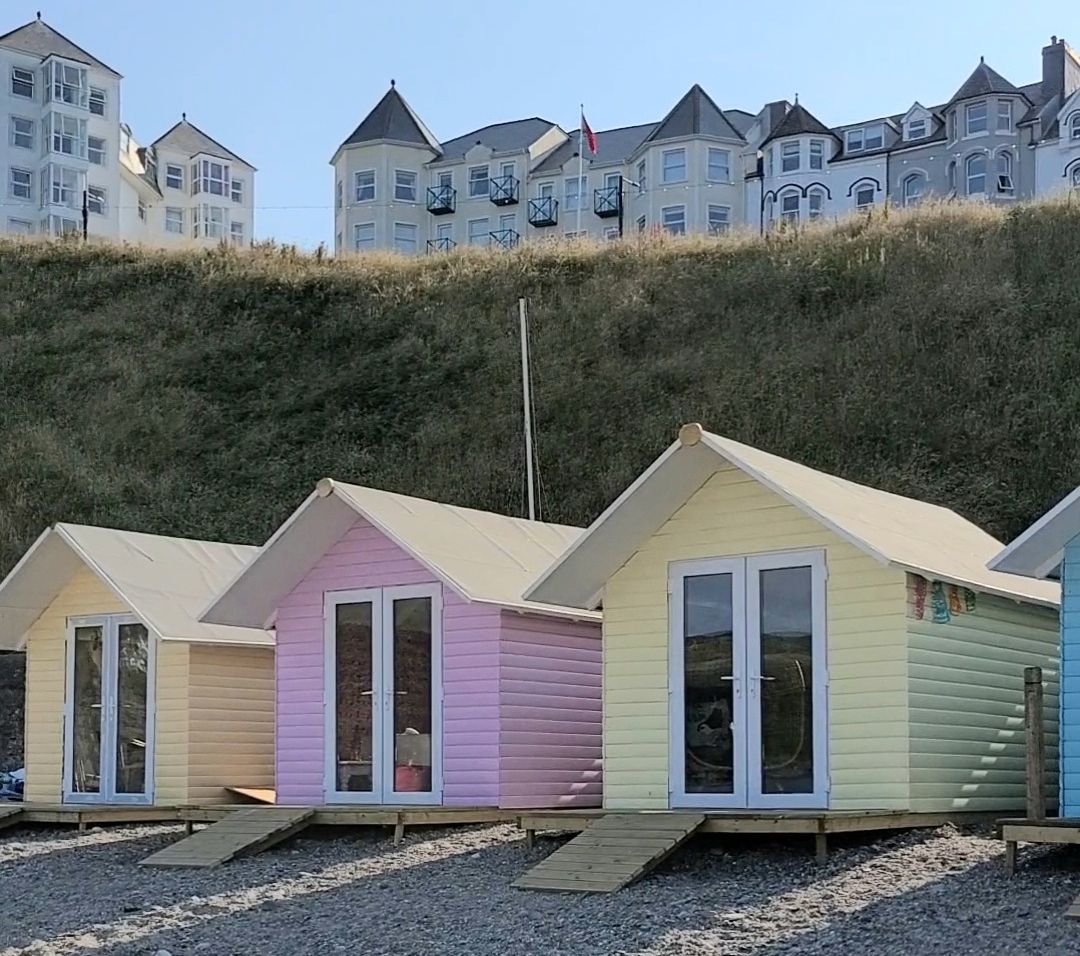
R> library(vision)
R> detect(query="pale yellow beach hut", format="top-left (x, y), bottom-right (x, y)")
top-left (0, 523), bottom-right (273, 809)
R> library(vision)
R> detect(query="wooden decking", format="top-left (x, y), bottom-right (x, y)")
top-left (514, 812), bottom-right (706, 893)
top-left (140, 807), bottom-right (316, 868)
top-left (998, 818), bottom-right (1080, 920)
top-left (0, 805), bottom-right (22, 831)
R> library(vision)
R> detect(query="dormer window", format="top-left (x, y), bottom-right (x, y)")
top-left (906, 118), bottom-right (927, 140)
top-left (781, 141), bottom-right (800, 172)
top-left (965, 102), bottom-right (987, 135)
top-left (846, 124), bottom-right (883, 153)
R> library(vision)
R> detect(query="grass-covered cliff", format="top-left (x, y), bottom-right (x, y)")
top-left (1, 200), bottom-right (1079, 572)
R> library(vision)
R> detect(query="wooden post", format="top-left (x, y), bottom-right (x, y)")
top-left (1025, 666), bottom-right (1046, 821)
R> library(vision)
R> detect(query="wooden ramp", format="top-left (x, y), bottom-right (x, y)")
top-left (514, 812), bottom-right (706, 893)
top-left (0, 805), bottom-right (22, 832)
top-left (139, 807), bottom-right (314, 868)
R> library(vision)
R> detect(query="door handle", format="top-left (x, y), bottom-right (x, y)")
top-left (754, 676), bottom-right (777, 682)
top-left (719, 675), bottom-right (741, 697)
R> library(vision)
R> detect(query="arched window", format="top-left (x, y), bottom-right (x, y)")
top-left (948, 160), bottom-right (957, 192)
top-left (780, 190), bottom-right (800, 225)
top-left (808, 188), bottom-right (825, 220)
top-left (1072, 165), bottom-right (1080, 187)
top-left (1071, 112), bottom-right (1080, 141)
top-left (764, 195), bottom-right (775, 222)
top-left (966, 153), bottom-right (987, 195)
top-left (903, 172), bottom-right (925, 206)
top-left (997, 150), bottom-right (1014, 194)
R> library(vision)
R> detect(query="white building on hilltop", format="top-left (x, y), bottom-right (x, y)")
top-left (0, 16), bottom-right (254, 245)
top-left (333, 36), bottom-right (1080, 253)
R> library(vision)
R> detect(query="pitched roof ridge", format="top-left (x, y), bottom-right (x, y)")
top-left (0, 16), bottom-right (121, 77)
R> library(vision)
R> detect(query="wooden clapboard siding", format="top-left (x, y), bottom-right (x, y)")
top-left (185, 643), bottom-right (274, 804)
top-left (154, 640), bottom-right (189, 804)
top-left (1057, 538), bottom-right (1080, 815)
top-left (603, 461), bottom-right (910, 811)
top-left (906, 578), bottom-right (1059, 812)
top-left (23, 567), bottom-right (128, 803)
top-left (274, 516), bottom-right (501, 806)
top-left (496, 611), bottom-right (601, 809)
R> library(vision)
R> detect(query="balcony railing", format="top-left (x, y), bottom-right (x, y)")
top-left (489, 228), bottom-right (520, 249)
top-left (426, 185), bottom-right (456, 215)
top-left (426, 237), bottom-right (456, 253)
top-left (594, 183), bottom-right (621, 218)
top-left (489, 174), bottom-right (520, 206)
top-left (528, 197), bottom-right (558, 227)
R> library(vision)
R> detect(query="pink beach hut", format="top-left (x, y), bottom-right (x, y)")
top-left (202, 479), bottom-right (602, 809)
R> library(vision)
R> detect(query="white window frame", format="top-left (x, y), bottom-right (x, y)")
top-left (230, 177), bottom-right (244, 204)
top-left (966, 101), bottom-right (988, 136)
top-left (353, 222), bottom-right (375, 250)
top-left (87, 135), bottom-right (106, 166)
top-left (996, 99), bottom-right (1012, 132)
top-left (966, 153), bottom-right (987, 194)
top-left (808, 189), bottom-right (825, 220)
top-left (165, 206), bottom-right (183, 234)
top-left (636, 214), bottom-right (647, 232)
top-left (467, 217), bottom-right (490, 245)
top-left (565, 175), bottom-right (587, 211)
top-left (707, 203), bottom-right (731, 235)
top-left (322, 584), bottom-right (443, 806)
top-left (7, 217), bottom-right (33, 234)
top-left (230, 220), bottom-right (245, 245)
top-left (1073, 165), bottom-right (1080, 187)
top-left (661, 148), bottom-right (687, 184)
top-left (354, 169), bottom-right (376, 203)
top-left (468, 164), bottom-right (490, 198)
top-left (48, 112), bottom-right (87, 159)
top-left (996, 150), bottom-right (1014, 195)
top-left (435, 170), bottom-right (453, 190)
top-left (45, 165), bottom-right (79, 208)
top-left (1070, 112), bottom-right (1080, 141)
top-left (46, 61), bottom-right (88, 108)
top-left (62, 614), bottom-right (157, 806)
top-left (137, 199), bottom-right (146, 221)
top-left (11, 66), bottom-right (34, 99)
top-left (86, 185), bottom-right (106, 216)
top-left (864, 124), bottom-right (884, 150)
top-left (392, 221), bottom-right (418, 253)
top-left (707, 147), bottom-right (730, 182)
top-left (809, 139), bottom-right (824, 170)
top-left (780, 190), bottom-right (800, 224)
top-left (436, 221), bottom-right (453, 241)
top-left (336, 179), bottom-right (343, 209)
top-left (903, 172), bottom-right (925, 206)
top-left (394, 169), bottom-right (418, 202)
top-left (906, 118), bottom-right (927, 140)
top-left (166, 164), bottom-right (184, 190)
top-left (194, 204), bottom-right (225, 239)
top-left (89, 87), bottom-right (106, 117)
top-left (845, 128), bottom-right (864, 152)
top-left (636, 159), bottom-right (647, 194)
top-left (855, 184), bottom-right (875, 208)
top-left (660, 204), bottom-right (686, 235)
top-left (781, 141), bottom-right (801, 173)
top-left (603, 225), bottom-right (620, 240)
top-left (10, 115), bottom-right (33, 150)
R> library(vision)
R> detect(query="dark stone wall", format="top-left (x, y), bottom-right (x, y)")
top-left (0, 652), bottom-right (25, 771)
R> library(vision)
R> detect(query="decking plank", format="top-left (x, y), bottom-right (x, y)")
top-left (514, 812), bottom-right (705, 893)
top-left (139, 807), bottom-right (314, 868)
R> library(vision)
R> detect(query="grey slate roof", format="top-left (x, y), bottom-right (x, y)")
top-left (723, 109), bottom-right (756, 136)
top-left (761, 102), bottom-right (836, 146)
top-left (337, 85), bottom-right (441, 154)
top-left (0, 16), bottom-right (120, 76)
top-left (434, 117), bottom-right (559, 162)
top-left (948, 58), bottom-right (1022, 104)
top-left (532, 123), bottom-right (656, 175)
top-left (151, 119), bottom-right (255, 170)
top-left (643, 84), bottom-right (745, 144)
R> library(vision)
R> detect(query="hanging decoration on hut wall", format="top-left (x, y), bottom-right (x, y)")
top-left (907, 575), bottom-right (976, 622)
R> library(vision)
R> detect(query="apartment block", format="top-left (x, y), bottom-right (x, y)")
top-left (0, 16), bottom-right (254, 245)
top-left (333, 37), bottom-right (1080, 253)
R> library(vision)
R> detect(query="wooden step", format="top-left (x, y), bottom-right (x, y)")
top-left (514, 812), bottom-right (706, 893)
top-left (0, 805), bottom-right (22, 832)
top-left (139, 807), bottom-right (314, 868)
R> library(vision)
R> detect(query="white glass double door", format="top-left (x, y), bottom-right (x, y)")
top-left (324, 584), bottom-right (442, 805)
top-left (63, 614), bottom-right (155, 804)
top-left (669, 550), bottom-right (828, 809)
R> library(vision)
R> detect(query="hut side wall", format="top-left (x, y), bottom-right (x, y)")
top-left (1060, 537), bottom-right (1080, 815)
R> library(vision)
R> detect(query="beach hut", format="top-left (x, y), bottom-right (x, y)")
top-left (201, 479), bottom-right (602, 810)
top-left (990, 486), bottom-right (1080, 817)
top-left (526, 424), bottom-right (1060, 816)
top-left (0, 524), bottom-right (274, 810)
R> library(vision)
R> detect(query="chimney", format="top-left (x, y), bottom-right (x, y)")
top-left (1043, 36), bottom-right (1066, 101)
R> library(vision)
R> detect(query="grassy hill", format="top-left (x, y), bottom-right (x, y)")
top-left (1, 200), bottom-right (1079, 573)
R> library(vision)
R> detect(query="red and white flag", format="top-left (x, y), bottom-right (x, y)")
top-left (581, 112), bottom-right (598, 154)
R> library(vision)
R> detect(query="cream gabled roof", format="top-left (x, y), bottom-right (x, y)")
top-left (526, 424), bottom-right (1060, 610)
top-left (0, 524), bottom-right (271, 651)
top-left (202, 479), bottom-right (600, 628)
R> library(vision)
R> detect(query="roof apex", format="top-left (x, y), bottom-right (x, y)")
top-left (335, 85), bottom-right (441, 156)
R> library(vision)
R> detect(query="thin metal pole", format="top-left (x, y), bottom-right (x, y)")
top-left (519, 297), bottom-right (536, 521)
top-left (576, 105), bottom-right (585, 237)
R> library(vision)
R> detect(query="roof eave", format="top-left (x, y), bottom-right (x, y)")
top-left (988, 485), bottom-right (1080, 579)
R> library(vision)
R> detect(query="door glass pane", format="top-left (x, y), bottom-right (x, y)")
top-left (759, 566), bottom-right (814, 794)
top-left (115, 623), bottom-right (149, 795)
top-left (683, 574), bottom-right (734, 794)
top-left (71, 625), bottom-right (104, 794)
top-left (335, 602), bottom-right (375, 793)
top-left (392, 597), bottom-right (433, 793)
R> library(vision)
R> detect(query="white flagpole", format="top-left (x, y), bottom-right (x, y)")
top-left (518, 297), bottom-right (536, 521)
top-left (577, 103), bottom-right (585, 236)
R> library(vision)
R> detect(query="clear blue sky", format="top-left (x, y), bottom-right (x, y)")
top-left (29, 0), bottom-right (1073, 249)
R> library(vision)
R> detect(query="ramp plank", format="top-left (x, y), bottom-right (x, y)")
top-left (0, 805), bottom-right (22, 832)
top-left (514, 812), bottom-right (705, 893)
top-left (139, 807), bottom-right (313, 868)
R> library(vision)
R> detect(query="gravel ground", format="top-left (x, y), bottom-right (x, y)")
top-left (2, 821), bottom-right (1080, 955)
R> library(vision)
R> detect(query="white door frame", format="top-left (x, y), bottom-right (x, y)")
top-left (668, 549), bottom-right (828, 810)
top-left (63, 613), bottom-right (156, 805)
top-left (746, 550), bottom-right (829, 810)
top-left (323, 584), bottom-right (442, 805)
top-left (668, 557), bottom-right (747, 809)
